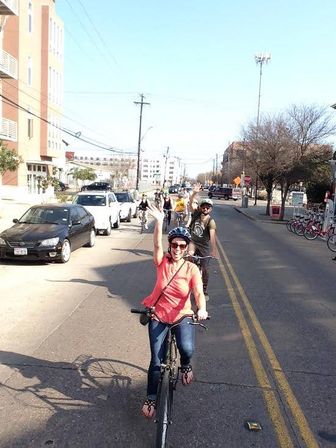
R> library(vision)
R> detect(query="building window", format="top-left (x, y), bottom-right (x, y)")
top-left (28, 118), bottom-right (33, 139)
top-left (28, 57), bottom-right (32, 86)
top-left (28, 2), bottom-right (33, 33)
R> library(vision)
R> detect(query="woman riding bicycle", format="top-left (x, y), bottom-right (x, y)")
top-left (138, 193), bottom-right (150, 229)
top-left (141, 204), bottom-right (208, 418)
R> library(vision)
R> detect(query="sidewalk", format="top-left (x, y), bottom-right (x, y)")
top-left (0, 199), bottom-right (38, 233)
top-left (233, 199), bottom-right (294, 223)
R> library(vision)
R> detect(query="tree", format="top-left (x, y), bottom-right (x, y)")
top-left (71, 167), bottom-right (96, 184)
top-left (276, 105), bottom-right (336, 219)
top-left (0, 144), bottom-right (23, 176)
top-left (241, 105), bottom-right (336, 219)
top-left (242, 115), bottom-right (293, 214)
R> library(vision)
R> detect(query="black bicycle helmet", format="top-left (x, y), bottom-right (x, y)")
top-left (168, 227), bottom-right (191, 244)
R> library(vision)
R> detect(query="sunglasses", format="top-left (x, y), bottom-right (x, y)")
top-left (201, 205), bottom-right (212, 209)
top-left (170, 242), bottom-right (188, 250)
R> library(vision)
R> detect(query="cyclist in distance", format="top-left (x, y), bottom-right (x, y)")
top-left (154, 188), bottom-right (162, 207)
top-left (141, 204), bottom-right (208, 418)
top-left (138, 193), bottom-right (150, 229)
top-left (174, 192), bottom-right (187, 225)
top-left (188, 184), bottom-right (218, 300)
top-left (162, 193), bottom-right (173, 226)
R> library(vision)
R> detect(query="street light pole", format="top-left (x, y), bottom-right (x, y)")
top-left (163, 146), bottom-right (169, 188)
top-left (134, 94), bottom-right (150, 191)
top-left (254, 52), bottom-right (271, 206)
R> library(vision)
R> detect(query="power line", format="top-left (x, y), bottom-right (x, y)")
top-left (1, 79), bottom-right (127, 148)
top-left (75, 0), bottom-right (118, 65)
top-left (64, 0), bottom-right (117, 73)
top-left (0, 93), bottom-right (136, 154)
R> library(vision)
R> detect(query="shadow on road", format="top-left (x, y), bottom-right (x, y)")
top-left (0, 350), bottom-right (152, 447)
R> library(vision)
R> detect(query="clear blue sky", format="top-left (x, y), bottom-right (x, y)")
top-left (57, 0), bottom-right (336, 177)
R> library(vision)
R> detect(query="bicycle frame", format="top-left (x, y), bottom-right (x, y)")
top-left (175, 212), bottom-right (185, 227)
top-left (130, 308), bottom-right (208, 448)
top-left (139, 210), bottom-right (147, 233)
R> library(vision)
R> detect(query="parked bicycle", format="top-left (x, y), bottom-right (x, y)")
top-left (130, 308), bottom-right (208, 448)
top-left (327, 233), bottom-right (336, 253)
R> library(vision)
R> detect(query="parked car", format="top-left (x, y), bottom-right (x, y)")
top-left (168, 185), bottom-right (180, 194)
top-left (114, 191), bottom-right (138, 222)
top-left (55, 181), bottom-right (68, 192)
top-left (0, 204), bottom-right (95, 263)
top-left (81, 182), bottom-right (112, 191)
top-left (73, 191), bottom-right (120, 235)
top-left (208, 187), bottom-right (234, 200)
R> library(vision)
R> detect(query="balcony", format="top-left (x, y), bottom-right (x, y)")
top-left (0, 0), bottom-right (18, 15)
top-left (0, 49), bottom-right (17, 79)
top-left (0, 117), bottom-right (17, 141)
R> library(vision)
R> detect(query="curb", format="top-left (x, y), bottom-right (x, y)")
top-left (234, 207), bottom-right (256, 221)
top-left (234, 207), bottom-right (289, 224)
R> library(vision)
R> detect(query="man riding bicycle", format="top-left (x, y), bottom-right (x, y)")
top-left (174, 193), bottom-right (187, 226)
top-left (188, 184), bottom-right (218, 300)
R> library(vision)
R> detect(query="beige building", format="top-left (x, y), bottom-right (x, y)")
top-left (0, 0), bottom-right (63, 197)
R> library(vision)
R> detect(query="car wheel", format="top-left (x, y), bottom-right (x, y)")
top-left (59, 239), bottom-right (71, 263)
top-left (105, 220), bottom-right (112, 236)
top-left (127, 209), bottom-right (132, 222)
top-left (86, 229), bottom-right (96, 247)
top-left (113, 215), bottom-right (120, 229)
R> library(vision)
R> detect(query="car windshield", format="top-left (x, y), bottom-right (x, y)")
top-left (75, 195), bottom-right (106, 206)
top-left (115, 193), bottom-right (129, 203)
top-left (19, 207), bottom-right (69, 225)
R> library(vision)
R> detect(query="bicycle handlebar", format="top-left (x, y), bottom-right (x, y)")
top-left (185, 255), bottom-right (215, 261)
top-left (130, 308), bottom-right (210, 329)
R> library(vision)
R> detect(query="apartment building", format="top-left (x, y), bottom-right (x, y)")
top-left (73, 151), bottom-right (137, 189)
top-left (0, 0), bottom-right (63, 197)
top-left (141, 153), bottom-right (182, 186)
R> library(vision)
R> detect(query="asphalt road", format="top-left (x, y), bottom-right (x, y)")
top-left (0, 201), bottom-right (335, 448)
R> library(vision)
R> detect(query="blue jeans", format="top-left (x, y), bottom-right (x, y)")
top-left (147, 317), bottom-right (195, 400)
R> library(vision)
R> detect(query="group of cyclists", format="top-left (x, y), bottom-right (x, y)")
top-left (138, 186), bottom-right (203, 229)
top-left (135, 183), bottom-right (218, 419)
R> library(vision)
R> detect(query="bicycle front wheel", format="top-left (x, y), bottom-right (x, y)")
top-left (327, 234), bottom-right (336, 252)
top-left (155, 370), bottom-right (173, 448)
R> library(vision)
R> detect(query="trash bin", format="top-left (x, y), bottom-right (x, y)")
top-left (242, 195), bottom-right (248, 208)
top-left (271, 204), bottom-right (280, 219)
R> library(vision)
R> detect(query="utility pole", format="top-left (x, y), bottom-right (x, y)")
top-left (254, 52), bottom-right (271, 205)
top-left (134, 94), bottom-right (150, 191)
top-left (163, 146), bottom-right (170, 188)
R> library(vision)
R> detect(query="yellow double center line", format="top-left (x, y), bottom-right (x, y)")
top-left (216, 239), bottom-right (319, 448)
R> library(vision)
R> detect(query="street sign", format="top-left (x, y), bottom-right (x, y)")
top-left (233, 176), bottom-right (241, 186)
top-left (244, 175), bottom-right (251, 185)
top-left (291, 191), bottom-right (304, 206)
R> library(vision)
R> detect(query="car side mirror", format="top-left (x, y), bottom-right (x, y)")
top-left (72, 219), bottom-right (81, 226)
top-left (13, 219), bottom-right (18, 223)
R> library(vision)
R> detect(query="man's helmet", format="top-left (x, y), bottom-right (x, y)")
top-left (168, 227), bottom-right (191, 244)
top-left (199, 198), bottom-right (213, 207)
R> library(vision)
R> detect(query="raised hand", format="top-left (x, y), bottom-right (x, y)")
top-left (192, 182), bottom-right (202, 194)
top-left (148, 203), bottom-right (164, 222)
